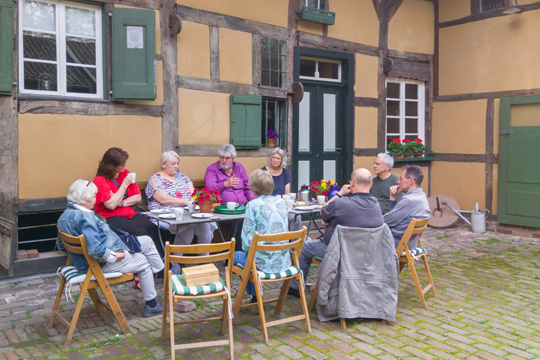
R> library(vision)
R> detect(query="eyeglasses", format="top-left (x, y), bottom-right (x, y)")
top-left (373, 162), bottom-right (384, 166)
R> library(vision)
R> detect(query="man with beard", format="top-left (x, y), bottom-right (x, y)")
top-left (205, 144), bottom-right (255, 248)
top-left (204, 144), bottom-right (255, 205)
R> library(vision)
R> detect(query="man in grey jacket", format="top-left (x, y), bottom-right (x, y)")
top-left (288, 168), bottom-right (384, 298)
top-left (384, 165), bottom-right (430, 249)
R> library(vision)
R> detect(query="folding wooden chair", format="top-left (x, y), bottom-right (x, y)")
top-left (308, 256), bottom-right (323, 311)
top-left (396, 218), bottom-right (437, 309)
top-left (161, 240), bottom-right (235, 359)
top-left (49, 230), bottom-right (133, 345)
top-left (232, 226), bottom-right (311, 342)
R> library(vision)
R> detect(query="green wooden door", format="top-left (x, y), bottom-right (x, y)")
top-left (498, 96), bottom-right (540, 227)
top-left (294, 83), bottom-right (345, 191)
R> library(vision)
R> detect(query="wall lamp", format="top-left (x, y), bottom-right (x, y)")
top-left (503, 0), bottom-right (522, 15)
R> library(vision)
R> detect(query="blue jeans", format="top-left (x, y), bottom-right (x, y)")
top-left (290, 238), bottom-right (327, 290)
top-left (233, 251), bottom-right (256, 297)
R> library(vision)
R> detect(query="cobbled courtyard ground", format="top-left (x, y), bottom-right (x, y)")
top-left (1, 222), bottom-right (540, 359)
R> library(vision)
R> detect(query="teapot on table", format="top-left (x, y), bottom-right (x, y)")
top-left (298, 184), bottom-right (310, 203)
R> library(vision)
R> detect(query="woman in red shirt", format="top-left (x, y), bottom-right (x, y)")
top-left (93, 147), bottom-right (164, 256)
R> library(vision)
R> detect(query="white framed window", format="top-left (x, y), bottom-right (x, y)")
top-left (304, 0), bottom-right (326, 9)
top-left (385, 79), bottom-right (425, 149)
top-left (19, 0), bottom-right (103, 98)
top-left (299, 56), bottom-right (341, 83)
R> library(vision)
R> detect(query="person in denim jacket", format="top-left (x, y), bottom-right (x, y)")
top-left (57, 179), bottom-right (165, 318)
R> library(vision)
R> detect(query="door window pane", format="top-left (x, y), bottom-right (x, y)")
top-left (300, 59), bottom-right (316, 77)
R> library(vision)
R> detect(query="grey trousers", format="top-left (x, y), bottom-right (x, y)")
top-left (290, 238), bottom-right (327, 290)
top-left (102, 236), bottom-right (164, 301)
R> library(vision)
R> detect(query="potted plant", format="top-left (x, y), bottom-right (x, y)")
top-left (407, 138), bottom-right (426, 157)
top-left (267, 130), bottom-right (278, 148)
top-left (387, 138), bottom-right (405, 158)
top-left (191, 188), bottom-right (221, 213)
top-left (402, 138), bottom-right (413, 157)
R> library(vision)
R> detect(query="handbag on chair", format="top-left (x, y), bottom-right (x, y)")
top-left (108, 224), bottom-right (142, 253)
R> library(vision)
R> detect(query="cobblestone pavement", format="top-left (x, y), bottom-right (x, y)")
top-left (1, 222), bottom-right (540, 359)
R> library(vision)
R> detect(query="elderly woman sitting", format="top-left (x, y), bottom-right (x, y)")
top-left (233, 169), bottom-right (290, 303)
top-left (57, 179), bottom-right (164, 318)
top-left (145, 151), bottom-right (215, 247)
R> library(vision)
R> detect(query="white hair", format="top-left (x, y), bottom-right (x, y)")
top-left (377, 152), bottom-right (394, 170)
top-left (161, 150), bottom-right (180, 169)
top-left (268, 147), bottom-right (288, 169)
top-left (219, 144), bottom-right (237, 159)
top-left (66, 179), bottom-right (98, 205)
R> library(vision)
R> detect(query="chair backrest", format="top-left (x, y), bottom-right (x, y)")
top-left (166, 240), bottom-right (236, 266)
top-left (395, 218), bottom-right (428, 256)
top-left (58, 228), bottom-right (96, 263)
top-left (245, 226), bottom-right (308, 265)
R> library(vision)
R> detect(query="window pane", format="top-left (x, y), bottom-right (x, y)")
top-left (261, 53), bottom-right (269, 70)
top-left (405, 84), bottom-right (418, 99)
top-left (23, 31), bottom-right (56, 60)
top-left (270, 70), bottom-right (278, 88)
top-left (24, 62), bottom-right (57, 90)
top-left (318, 61), bottom-right (338, 79)
top-left (270, 54), bottom-right (278, 71)
top-left (23, 0), bottom-right (56, 31)
top-left (405, 118), bottom-right (418, 133)
top-left (66, 66), bottom-right (96, 94)
top-left (261, 69), bottom-right (269, 86)
top-left (300, 59), bottom-right (316, 77)
top-left (65, 7), bottom-right (96, 37)
top-left (387, 100), bottom-right (400, 116)
top-left (386, 82), bottom-right (400, 98)
top-left (481, 0), bottom-right (504, 12)
top-left (66, 36), bottom-right (95, 65)
top-left (405, 101), bottom-right (418, 116)
top-left (261, 37), bottom-right (268, 53)
top-left (269, 38), bottom-right (278, 54)
top-left (387, 118), bottom-right (400, 133)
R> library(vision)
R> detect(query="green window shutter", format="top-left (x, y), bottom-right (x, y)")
top-left (230, 94), bottom-right (262, 149)
top-left (112, 8), bottom-right (156, 100)
top-left (0, 0), bottom-right (14, 95)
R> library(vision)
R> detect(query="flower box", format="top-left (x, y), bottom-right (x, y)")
top-left (390, 151), bottom-right (434, 162)
top-left (295, 7), bottom-right (336, 25)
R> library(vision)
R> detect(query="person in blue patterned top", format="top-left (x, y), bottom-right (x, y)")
top-left (233, 169), bottom-right (290, 302)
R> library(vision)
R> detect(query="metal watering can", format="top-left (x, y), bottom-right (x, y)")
top-left (442, 201), bottom-right (489, 233)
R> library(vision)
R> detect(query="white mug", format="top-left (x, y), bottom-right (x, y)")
top-left (130, 172), bottom-right (137, 183)
top-left (317, 195), bottom-right (326, 205)
top-left (173, 207), bottom-right (184, 220)
top-left (289, 193), bottom-right (296, 201)
top-left (187, 201), bottom-right (196, 213)
top-left (285, 199), bottom-right (294, 210)
top-left (227, 202), bottom-right (239, 211)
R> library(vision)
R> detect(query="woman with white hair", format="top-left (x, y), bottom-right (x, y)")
top-left (145, 151), bottom-right (214, 246)
top-left (57, 179), bottom-right (164, 318)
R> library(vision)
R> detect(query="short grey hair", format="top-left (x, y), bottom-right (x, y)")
top-left (219, 144), bottom-right (237, 159)
top-left (267, 147), bottom-right (288, 169)
top-left (249, 169), bottom-right (274, 197)
top-left (377, 152), bottom-right (394, 170)
top-left (161, 150), bottom-right (180, 169)
top-left (67, 179), bottom-right (98, 205)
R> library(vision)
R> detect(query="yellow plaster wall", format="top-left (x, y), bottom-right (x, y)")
top-left (432, 100), bottom-right (486, 154)
top-left (178, 88), bottom-right (230, 145)
top-left (353, 156), bottom-right (374, 175)
top-left (439, 10), bottom-right (540, 95)
top-left (439, 0), bottom-right (470, 22)
top-left (354, 107), bottom-right (378, 149)
top-left (327, 0), bottom-right (378, 46)
top-left (177, 0), bottom-right (288, 28)
top-left (388, 0), bottom-right (434, 55)
top-left (19, 114), bottom-right (161, 199)
top-left (178, 21), bottom-right (210, 79)
top-left (219, 28), bottom-right (252, 84)
top-left (355, 54), bottom-right (378, 98)
top-left (431, 162), bottom-right (485, 210)
top-left (298, 21), bottom-right (324, 35)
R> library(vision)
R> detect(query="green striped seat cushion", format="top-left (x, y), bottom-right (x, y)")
top-left (401, 247), bottom-right (427, 257)
top-left (58, 265), bottom-right (124, 284)
top-left (314, 256), bottom-right (324, 262)
top-left (172, 275), bottom-right (226, 295)
top-left (257, 266), bottom-right (301, 280)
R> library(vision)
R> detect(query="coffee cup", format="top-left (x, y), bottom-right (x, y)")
top-left (276, 195), bottom-right (282, 199)
top-left (285, 199), bottom-right (294, 210)
top-left (317, 195), bottom-right (326, 205)
top-left (289, 193), bottom-right (296, 201)
top-left (173, 207), bottom-right (184, 220)
top-left (130, 172), bottom-right (137, 183)
top-left (187, 201), bottom-right (195, 213)
top-left (227, 202), bottom-right (239, 211)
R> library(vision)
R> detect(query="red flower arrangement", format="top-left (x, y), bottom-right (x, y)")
top-left (387, 138), bottom-right (405, 154)
top-left (191, 188), bottom-right (221, 203)
top-left (310, 180), bottom-right (337, 196)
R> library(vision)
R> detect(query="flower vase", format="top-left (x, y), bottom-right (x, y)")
top-left (199, 201), bottom-right (213, 213)
top-left (267, 138), bottom-right (276, 148)
top-left (327, 184), bottom-right (340, 200)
